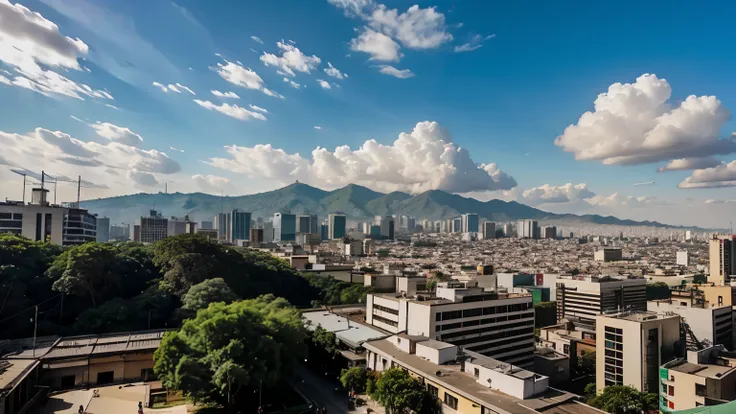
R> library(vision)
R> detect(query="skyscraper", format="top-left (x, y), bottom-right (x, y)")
top-left (461, 213), bottom-right (479, 233)
top-left (482, 221), bottom-right (496, 239)
top-left (228, 210), bottom-right (251, 242)
top-left (516, 219), bottom-right (539, 239)
top-left (214, 213), bottom-right (230, 240)
top-left (328, 213), bottom-right (347, 240)
top-left (297, 214), bottom-right (318, 234)
top-left (709, 234), bottom-right (736, 285)
top-left (140, 210), bottom-right (167, 243)
top-left (380, 215), bottom-right (394, 240)
top-left (273, 213), bottom-right (296, 242)
top-left (96, 217), bottom-right (110, 242)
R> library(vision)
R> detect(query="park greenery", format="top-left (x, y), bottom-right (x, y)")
top-left (373, 368), bottom-right (441, 414)
top-left (584, 384), bottom-right (658, 414)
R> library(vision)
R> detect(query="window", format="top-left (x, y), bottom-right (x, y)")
top-left (427, 384), bottom-right (438, 398)
top-left (695, 383), bottom-right (706, 397)
top-left (668, 385), bottom-right (674, 396)
top-left (35, 213), bottom-right (42, 241)
top-left (463, 308), bottom-right (482, 318)
top-left (44, 213), bottom-right (52, 241)
top-left (661, 383), bottom-right (667, 393)
top-left (563, 344), bottom-right (570, 355)
top-left (474, 368), bottom-right (480, 378)
top-left (443, 393), bottom-right (458, 410)
top-left (668, 401), bottom-right (674, 410)
top-left (0, 213), bottom-right (10, 219)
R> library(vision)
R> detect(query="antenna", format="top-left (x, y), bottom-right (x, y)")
top-left (165, 182), bottom-right (168, 194)
top-left (77, 176), bottom-right (81, 206)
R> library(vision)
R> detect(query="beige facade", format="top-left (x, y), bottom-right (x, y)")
top-left (709, 235), bottom-right (736, 285)
top-left (595, 311), bottom-right (681, 393)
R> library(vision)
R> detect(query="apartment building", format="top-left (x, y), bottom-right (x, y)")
top-left (709, 234), bottom-right (736, 285)
top-left (660, 345), bottom-right (736, 412)
top-left (595, 311), bottom-right (681, 393)
top-left (363, 335), bottom-right (593, 414)
top-left (556, 275), bottom-right (647, 326)
top-left (366, 280), bottom-right (536, 367)
top-left (139, 210), bottom-right (167, 243)
top-left (594, 248), bottom-right (623, 262)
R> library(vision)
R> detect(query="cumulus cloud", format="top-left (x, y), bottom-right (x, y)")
top-left (127, 169), bottom-right (158, 187)
top-left (283, 77), bottom-right (301, 89)
top-left (349, 28), bottom-right (402, 62)
top-left (678, 160), bottom-right (736, 189)
top-left (324, 62), bottom-right (347, 80)
top-left (208, 121), bottom-right (516, 194)
top-left (585, 193), bottom-right (656, 208)
top-left (555, 74), bottom-right (736, 166)
top-left (657, 156), bottom-right (720, 172)
top-left (316, 79), bottom-right (332, 89)
top-left (249, 104), bottom-right (268, 113)
top-left (90, 122), bottom-right (144, 147)
top-left (260, 41), bottom-right (321, 77)
top-left (212, 60), bottom-right (283, 98)
top-left (211, 90), bottom-right (240, 99)
top-left (0, 0), bottom-right (112, 100)
top-left (192, 174), bottom-right (230, 193)
top-left (377, 65), bottom-right (414, 79)
top-left (454, 34), bottom-right (495, 53)
top-left (193, 99), bottom-right (267, 121)
top-left (250, 35), bottom-right (264, 44)
top-left (519, 183), bottom-right (595, 206)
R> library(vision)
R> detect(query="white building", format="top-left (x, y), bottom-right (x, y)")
top-left (556, 275), bottom-right (647, 326)
top-left (366, 280), bottom-right (536, 367)
top-left (516, 219), bottom-right (538, 239)
top-left (676, 251), bottom-right (689, 266)
top-left (96, 217), bottom-right (110, 242)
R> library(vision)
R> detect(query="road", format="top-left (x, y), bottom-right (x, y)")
top-left (291, 365), bottom-right (356, 414)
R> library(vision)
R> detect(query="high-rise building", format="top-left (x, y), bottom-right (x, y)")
top-left (685, 230), bottom-right (693, 241)
top-left (320, 223), bottom-right (329, 241)
top-left (96, 217), bottom-right (110, 242)
top-left (366, 280), bottom-right (536, 367)
top-left (676, 251), bottom-right (688, 266)
top-left (516, 219), bottom-right (538, 239)
top-left (594, 248), bottom-right (623, 262)
top-left (595, 311), bottom-right (681, 393)
top-left (140, 210), bottom-right (168, 243)
top-left (543, 226), bottom-right (557, 239)
top-left (328, 213), bottom-right (346, 240)
top-left (482, 221), bottom-right (496, 239)
top-left (461, 213), bottom-right (479, 233)
top-left (398, 215), bottom-right (409, 230)
top-left (132, 224), bottom-right (141, 242)
top-left (407, 216), bottom-right (416, 231)
top-left (109, 224), bottom-right (130, 241)
top-left (62, 208), bottom-right (97, 245)
top-left (709, 234), bottom-right (736, 285)
top-left (263, 221), bottom-right (274, 243)
top-left (250, 228), bottom-right (264, 244)
top-left (452, 217), bottom-right (462, 233)
top-left (379, 215), bottom-right (394, 240)
top-left (297, 214), bottom-right (318, 234)
top-left (228, 210), bottom-right (251, 242)
top-left (214, 213), bottom-right (229, 241)
top-left (421, 219), bottom-right (431, 233)
top-left (504, 223), bottom-right (514, 238)
top-left (556, 275), bottom-right (647, 327)
top-left (168, 216), bottom-right (196, 236)
top-left (200, 220), bottom-right (213, 230)
top-left (273, 213), bottom-right (296, 242)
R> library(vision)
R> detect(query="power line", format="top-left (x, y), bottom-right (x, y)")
top-left (0, 294), bottom-right (61, 324)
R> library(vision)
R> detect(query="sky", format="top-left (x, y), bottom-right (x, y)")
top-left (1, 0), bottom-right (736, 228)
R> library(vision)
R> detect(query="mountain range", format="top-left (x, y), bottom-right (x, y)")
top-left (80, 182), bottom-right (710, 231)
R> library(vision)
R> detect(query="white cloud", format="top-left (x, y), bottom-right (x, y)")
top-left (127, 169), bottom-right (158, 187)
top-left (454, 34), bottom-right (495, 53)
top-left (349, 28), bottom-right (402, 62)
top-left (678, 160), bottom-right (736, 189)
top-left (316, 79), bottom-right (332, 89)
top-left (90, 122), bottom-right (144, 147)
top-left (193, 99), bottom-right (267, 121)
top-left (249, 104), bottom-right (268, 114)
top-left (633, 181), bottom-right (655, 186)
top-left (259, 41), bottom-right (321, 77)
top-left (657, 156), bottom-right (720, 172)
top-left (585, 193), bottom-right (656, 208)
top-left (324, 62), bottom-right (347, 80)
top-left (212, 60), bottom-right (282, 98)
top-left (167, 83), bottom-right (181, 93)
top-left (104, 103), bottom-right (119, 110)
top-left (283, 77), bottom-right (301, 89)
top-left (211, 90), bottom-right (240, 99)
top-left (705, 199), bottom-right (736, 204)
top-left (175, 82), bottom-right (195, 95)
top-left (169, 146), bottom-right (184, 153)
top-left (152, 81), bottom-right (168, 92)
top-left (377, 65), bottom-right (414, 79)
top-left (328, 0), bottom-right (374, 17)
top-left (519, 183), bottom-right (595, 206)
top-left (314, 126), bottom-right (322, 130)
top-left (250, 35), bottom-right (264, 44)
top-left (555, 74), bottom-right (735, 166)
top-left (368, 4), bottom-right (452, 49)
top-left (70, 115), bottom-right (84, 123)
top-left (209, 120), bottom-right (516, 194)
top-left (192, 174), bottom-right (230, 193)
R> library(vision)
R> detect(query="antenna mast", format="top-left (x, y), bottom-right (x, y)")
top-left (77, 175), bottom-right (81, 206)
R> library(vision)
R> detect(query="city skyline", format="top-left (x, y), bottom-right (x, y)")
top-left (2, 0), bottom-right (736, 228)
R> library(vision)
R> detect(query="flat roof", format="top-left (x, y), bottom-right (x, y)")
top-left (0, 359), bottom-right (39, 397)
top-left (302, 310), bottom-right (388, 348)
top-left (418, 339), bottom-right (455, 350)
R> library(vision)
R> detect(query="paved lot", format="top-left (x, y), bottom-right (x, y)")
top-left (36, 384), bottom-right (187, 414)
top-left (291, 365), bottom-right (384, 414)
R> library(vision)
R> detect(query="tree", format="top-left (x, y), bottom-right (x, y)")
top-left (575, 351), bottom-right (595, 377)
top-left (182, 278), bottom-right (238, 314)
top-left (374, 368), bottom-right (439, 414)
top-left (340, 366), bottom-right (368, 393)
top-left (311, 325), bottom-right (337, 355)
top-left (340, 284), bottom-right (370, 304)
top-left (585, 384), bottom-right (658, 414)
top-left (534, 301), bottom-right (557, 328)
top-left (646, 282), bottom-right (670, 300)
top-left (154, 295), bottom-right (307, 411)
top-left (47, 243), bottom-right (122, 307)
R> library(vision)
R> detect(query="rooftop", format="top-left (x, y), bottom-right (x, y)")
top-left (0, 359), bottom-right (39, 398)
top-left (598, 310), bottom-right (679, 323)
top-left (302, 310), bottom-right (389, 348)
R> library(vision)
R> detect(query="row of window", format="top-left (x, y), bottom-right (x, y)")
top-left (435, 303), bottom-right (532, 321)
top-left (466, 334), bottom-right (535, 354)
top-left (444, 326), bottom-right (534, 347)
top-left (373, 304), bottom-right (399, 315)
top-left (0, 220), bottom-right (23, 228)
top-left (425, 384), bottom-right (458, 410)
top-left (439, 320), bottom-right (534, 341)
top-left (436, 312), bottom-right (533, 332)
top-left (0, 213), bottom-right (22, 220)
top-left (372, 314), bottom-right (398, 327)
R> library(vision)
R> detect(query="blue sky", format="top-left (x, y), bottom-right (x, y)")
top-left (1, 0), bottom-right (736, 227)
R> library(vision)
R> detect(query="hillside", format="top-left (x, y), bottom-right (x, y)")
top-left (80, 182), bottom-right (708, 230)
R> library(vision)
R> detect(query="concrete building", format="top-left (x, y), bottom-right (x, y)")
top-left (62, 207), bottom-right (97, 245)
top-left (214, 212), bottom-right (229, 241)
top-left (482, 221), bottom-right (496, 239)
top-left (677, 251), bottom-right (689, 266)
top-left (595, 311), bottom-right (681, 392)
top-left (517, 219), bottom-right (539, 239)
top-left (539, 320), bottom-right (596, 368)
top-left (297, 214), bottom-right (319, 234)
top-left (660, 345), bottom-right (736, 412)
top-left (131, 224), bottom-right (140, 242)
top-left (320, 223), bottom-right (328, 241)
top-left (594, 248), bottom-right (623, 262)
top-left (364, 335), bottom-right (591, 414)
top-left (407, 216), bottom-right (416, 231)
top-left (227, 210), bottom-right (251, 243)
top-left (543, 226), bottom-right (557, 239)
top-left (195, 228), bottom-right (218, 241)
top-left (273, 212), bottom-right (296, 242)
top-left (452, 217), bottom-right (462, 233)
top-left (139, 210), bottom-right (167, 243)
top-left (461, 213), bottom-right (479, 233)
top-left (109, 224), bottom-right (129, 241)
top-left (556, 275), bottom-right (647, 326)
top-left (167, 215), bottom-right (196, 237)
top-left (366, 280), bottom-right (536, 367)
top-left (709, 234), bottom-right (736, 285)
top-left (95, 217), bottom-right (110, 242)
top-left (199, 220), bottom-right (213, 230)
top-left (328, 213), bottom-right (346, 240)
top-left (379, 215), bottom-right (394, 240)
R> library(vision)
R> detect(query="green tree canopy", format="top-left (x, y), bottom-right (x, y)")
top-left (47, 243), bottom-right (123, 307)
top-left (646, 282), bottom-right (671, 300)
top-left (153, 295), bottom-right (307, 409)
top-left (340, 366), bottom-right (368, 393)
top-left (585, 384), bottom-right (658, 414)
top-left (374, 368), bottom-right (440, 414)
top-left (181, 278), bottom-right (238, 313)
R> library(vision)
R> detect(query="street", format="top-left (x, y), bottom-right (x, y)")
top-left (291, 365), bottom-right (383, 414)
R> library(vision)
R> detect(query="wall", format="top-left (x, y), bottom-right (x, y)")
top-left (406, 302), bottom-right (431, 337)
top-left (662, 369), bottom-right (704, 412)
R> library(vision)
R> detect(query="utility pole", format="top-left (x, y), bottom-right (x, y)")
top-left (22, 175), bottom-right (26, 203)
top-left (32, 306), bottom-right (38, 357)
top-left (77, 176), bottom-right (81, 206)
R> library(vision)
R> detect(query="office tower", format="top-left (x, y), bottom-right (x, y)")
top-left (407, 217), bottom-right (416, 231)
top-left (328, 213), bottom-right (346, 240)
top-left (676, 251), bottom-right (688, 266)
top-left (168, 216), bottom-right (196, 236)
top-left (543, 226), bottom-right (557, 239)
top-left (228, 210), bottom-right (251, 242)
top-left (214, 213), bottom-right (229, 240)
top-left (685, 230), bottom-right (693, 241)
top-left (96, 217), bottom-right (110, 242)
top-left (297, 214), bottom-right (318, 234)
top-left (482, 221), bottom-right (496, 239)
top-left (594, 248), bottom-right (623, 262)
top-left (273, 213), bottom-right (296, 242)
top-left (433, 221), bottom-right (441, 233)
top-left (109, 224), bottom-right (130, 241)
top-left (200, 220), bottom-right (213, 230)
top-left (250, 228), bottom-right (264, 244)
top-left (62, 207), bottom-right (97, 245)
top-left (140, 210), bottom-right (168, 243)
top-left (556, 275), bottom-right (646, 326)
top-left (461, 213), bottom-right (479, 233)
top-left (379, 215), bottom-right (394, 240)
top-left (132, 224), bottom-right (141, 242)
top-left (263, 221), bottom-right (274, 243)
top-left (452, 218), bottom-right (462, 233)
top-left (709, 234), bottom-right (736, 285)
top-left (504, 223), bottom-right (514, 238)
top-left (398, 215), bottom-right (408, 230)
top-left (595, 311), bottom-right (680, 392)
top-left (366, 281), bottom-right (536, 367)
top-left (320, 223), bottom-right (329, 241)
top-left (516, 219), bottom-right (538, 239)
top-left (422, 219), bottom-right (431, 232)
